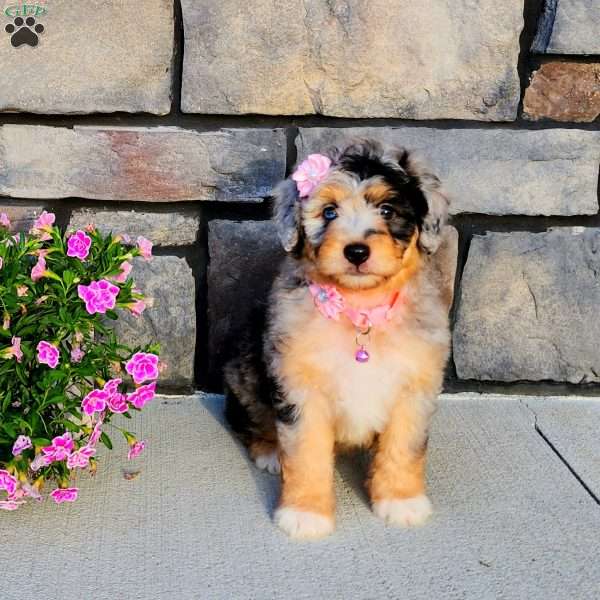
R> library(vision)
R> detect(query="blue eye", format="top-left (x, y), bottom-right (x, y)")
top-left (323, 205), bottom-right (338, 221)
top-left (380, 204), bottom-right (395, 220)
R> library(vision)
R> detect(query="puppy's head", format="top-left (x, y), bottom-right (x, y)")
top-left (273, 140), bottom-right (449, 291)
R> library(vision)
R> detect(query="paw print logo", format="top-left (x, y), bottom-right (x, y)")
top-left (5, 17), bottom-right (44, 48)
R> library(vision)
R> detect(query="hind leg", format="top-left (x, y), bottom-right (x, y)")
top-left (249, 438), bottom-right (281, 475)
top-left (224, 378), bottom-right (280, 475)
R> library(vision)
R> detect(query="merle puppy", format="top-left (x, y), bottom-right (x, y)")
top-left (224, 140), bottom-right (451, 539)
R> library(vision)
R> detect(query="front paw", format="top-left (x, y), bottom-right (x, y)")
top-left (372, 495), bottom-right (432, 527)
top-left (274, 506), bottom-right (334, 539)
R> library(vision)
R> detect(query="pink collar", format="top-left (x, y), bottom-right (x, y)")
top-left (308, 283), bottom-right (401, 330)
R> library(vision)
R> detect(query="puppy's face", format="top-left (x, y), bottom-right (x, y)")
top-left (273, 141), bottom-right (449, 291)
top-left (302, 173), bottom-right (420, 290)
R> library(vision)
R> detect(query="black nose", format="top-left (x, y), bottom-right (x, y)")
top-left (344, 243), bottom-right (370, 266)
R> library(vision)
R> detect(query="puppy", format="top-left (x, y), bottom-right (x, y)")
top-left (224, 140), bottom-right (451, 539)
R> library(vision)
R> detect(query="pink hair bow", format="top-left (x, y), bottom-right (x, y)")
top-left (291, 154), bottom-right (332, 198)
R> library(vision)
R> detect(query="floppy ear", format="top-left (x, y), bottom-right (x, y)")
top-left (272, 178), bottom-right (301, 253)
top-left (418, 174), bottom-right (450, 255)
top-left (402, 153), bottom-right (450, 255)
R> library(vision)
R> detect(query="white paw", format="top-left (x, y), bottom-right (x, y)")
top-left (274, 507), bottom-right (334, 539)
top-left (254, 451), bottom-right (281, 475)
top-left (372, 495), bottom-right (432, 527)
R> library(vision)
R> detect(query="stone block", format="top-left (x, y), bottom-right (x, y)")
top-left (181, 0), bottom-right (522, 120)
top-left (533, 0), bottom-right (600, 55)
top-left (207, 220), bottom-right (284, 380)
top-left (113, 256), bottom-right (196, 389)
top-left (69, 208), bottom-right (200, 246)
top-left (0, 201), bottom-right (49, 231)
top-left (0, 126), bottom-right (286, 202)
top-left (523, 61), bottom-right (600, 123)
top-left (454, 229), bottom-right (600, 383)
top-left (0, 0), bottom-right (173, 114)
top-left (298, 127), bottom-right (600, 215)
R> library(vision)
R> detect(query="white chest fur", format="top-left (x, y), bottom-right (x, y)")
top-left (302, 314), bottom-right (427, 446)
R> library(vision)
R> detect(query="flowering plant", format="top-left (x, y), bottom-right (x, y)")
top-left (0, 211), bottom-right (160, 510)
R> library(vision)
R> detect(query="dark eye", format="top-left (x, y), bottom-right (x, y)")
top-left (323, 205), bottom-right (338, 221)
top-left (379, 204), bottom-right (395, 220)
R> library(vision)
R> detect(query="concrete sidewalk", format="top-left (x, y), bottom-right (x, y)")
top-left (3, 393), bottom-right (599, 600)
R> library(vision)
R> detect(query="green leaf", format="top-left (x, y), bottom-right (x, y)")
top-left (15, 417), bottom-right (33, 435)
top-left (32, 437), bottom-right (51, 447)
top-left (61, 420), bottom-right (81, 433)
top-left (2, 421), bottom-right (17, 438)
top-left (63, 270), bottom-right (75, 287)
top-left (100, 432), bottom-right (113, 450)
top-left (1, 390), bottom-right (12, 412)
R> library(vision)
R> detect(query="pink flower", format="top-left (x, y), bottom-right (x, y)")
top-left (37, 340), bottom-right (60, 369)
top-left (66, 230), bottom-right (92, 261)
top-left (128, 382), bottom-right (156, 410)
top-left (112, 260), bottom-right (132, 283)
top-left (21, 483), bottom-right (42, 502)
top-left (30, 454), bottom-right (50, 472)
top-left (81, 389), bottom-right (109, 416)
top-left (127, 440), bottom-right (146, 460)
top-left (66, 445), bottom-right (96, 470)
top-left (103, 378), bottom-right (122, 395)
top-left (9, 486), bottom-right (26, 500)
top-left (100, 378), bottom-right (128, 413)
top-left (12, 435), bottom-right (32, 457)
top-left (137, 236), bottom-right (153, 260)
top-left (0, 500), bottom-right (25, 511)
top-left (0, 257), bottom-right (3, 270)
top-left (107, 392), bottom-right (128, 414)
top-left (19, 480), bottom-right (42, 500)
top-left (33, 211), bottom-right (55, 230)
top-left (291, 154), bottom-right (332, 198)
top-left (31, 255), bottom-right (47, 281)
top-left (0, 212), bottom-right (10, 228)
top-left (50, 488), bottom-right (78, 504)
top-left (42, 433), bottom-right (74, 463)
top-left (129, 300), bottom-right (146, 317)
top-left (70, 346), bottom-right (85, 363)
top-left (31, 211), bottom-right (55, 241)
top-left (125, 352), bottom-right (159, 385)
top-left (89, 417), bottom-right (103, 447)
top-left (77, 279), bottom-right (120, 314)
top-left (10, 337), bottom-right (22, 362)
top-left (1, 337), bottom-right (23, 362)
top-left (0, 470), bottom-right (18, 496)
top-left (309, 284), bottom-right (345, 320)
top-left (16, 285), bottom-right (28, 297)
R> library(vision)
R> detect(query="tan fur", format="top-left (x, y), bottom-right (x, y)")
top-left (363, 180), bottom-right (395, 204)
top-left (278, 391), bottom-right (335, 518)
top-left (368, 358), bottom-right (445, 502)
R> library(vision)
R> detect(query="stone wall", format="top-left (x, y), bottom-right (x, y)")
top-left (0, 1), bottom-right (598, 393)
